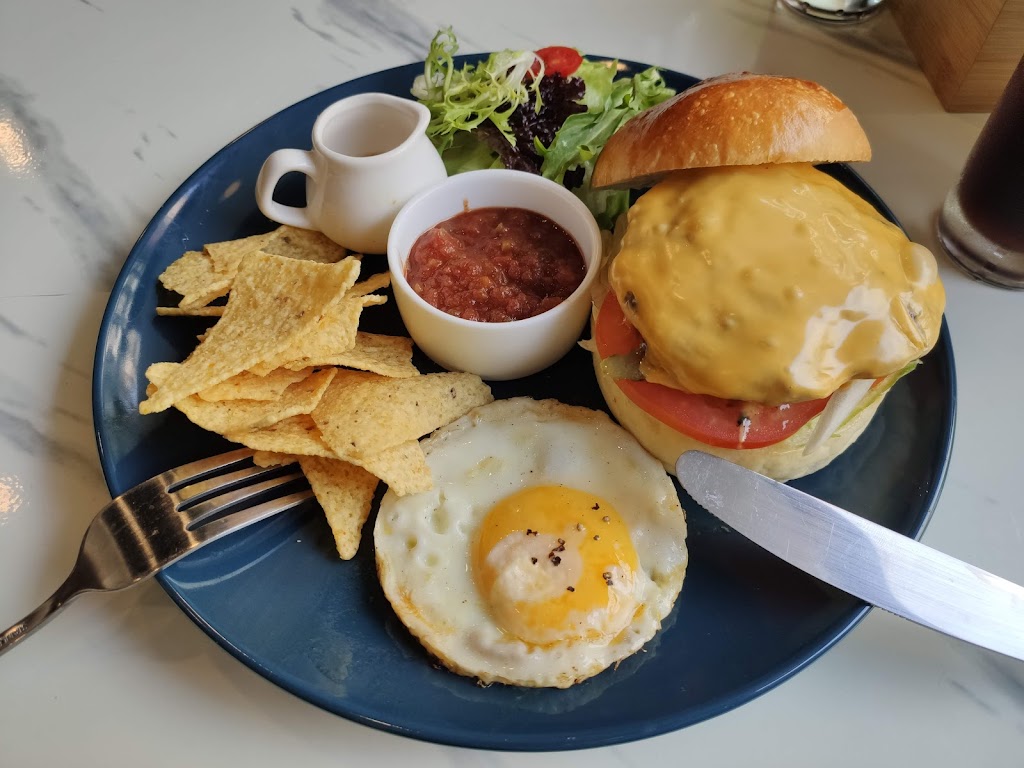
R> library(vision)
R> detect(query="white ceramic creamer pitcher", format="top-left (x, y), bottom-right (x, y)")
top-left (255, 93), bottom-right (447, 254)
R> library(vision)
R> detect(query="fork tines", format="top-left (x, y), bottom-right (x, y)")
top-left (159, 449), bottom-right (311, 532)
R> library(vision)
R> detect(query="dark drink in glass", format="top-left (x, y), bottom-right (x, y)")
top-left (937, 54), bottom-right (1024, 289)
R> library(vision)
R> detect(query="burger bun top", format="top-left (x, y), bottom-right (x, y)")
top-left (592, 72), bottom-right (871, 189)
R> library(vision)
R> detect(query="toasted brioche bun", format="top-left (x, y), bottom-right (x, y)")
top-left (592, 72), bottom-right (871, 189)
top-left (589, 333), bottom-right (885, 482)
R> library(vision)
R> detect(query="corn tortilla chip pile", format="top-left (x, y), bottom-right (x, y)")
top-left (144, 231), bottom-right (493, 559)
top-left (157, 224), bottom-right (350, 312)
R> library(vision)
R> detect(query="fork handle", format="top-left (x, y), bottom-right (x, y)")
top-left (0, 573), bottom-right (85, 657)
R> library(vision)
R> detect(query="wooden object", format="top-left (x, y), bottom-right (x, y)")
top-left (889, 0), bottom-right (1024, 112)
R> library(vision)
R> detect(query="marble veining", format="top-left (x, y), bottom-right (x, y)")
top-left (291, 7), bottom-right (345, 48)
top-left (320, 0), bottom-right (441, 59)
top-left (0, 75), bottom-right (129, 293)
top-left (949, 678), bottom-right (999, 717)
top-left (943, 650), bottom-right (1024, 735)
top-left (0, 405), bottom-right (99, 481)
top-left (979, 652), bottom-right (1024, 715)
top-left (21, 195), bottom-right (44, 214)
top-left (0, 313), bottom-right (46, 347)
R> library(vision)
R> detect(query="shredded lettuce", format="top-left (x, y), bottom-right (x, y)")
top-left (804, 360), bottom-right (921, 454)
top-left (803, 378), bottom-right (875, 455)
top-left (412, 29), bottom-right (675, 229)
top-left (840, 361), bottom-right (921, 429)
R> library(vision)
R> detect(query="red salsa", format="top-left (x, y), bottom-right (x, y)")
top-left (405, 207), bottom-right (586, 323)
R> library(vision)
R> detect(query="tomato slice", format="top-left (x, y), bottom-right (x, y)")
top-left (530, 46), bottom-right (583, 78)
top-left (593, 293), bottom-right (829, 449)
top-left (595, 287), bottom-right (645, 358)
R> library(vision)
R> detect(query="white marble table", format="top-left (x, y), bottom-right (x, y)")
top-left (1, 1), bottom-right (1021, 765)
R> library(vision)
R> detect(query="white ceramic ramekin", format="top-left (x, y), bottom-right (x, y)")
top-left (387, 169), bottom-right (602, 381)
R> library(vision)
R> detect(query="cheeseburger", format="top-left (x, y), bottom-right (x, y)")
top-left (587, 73), bottom-right (945, 481)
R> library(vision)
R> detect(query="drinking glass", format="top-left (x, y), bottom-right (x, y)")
top-left (937, 55), bottom-right (1024, 289)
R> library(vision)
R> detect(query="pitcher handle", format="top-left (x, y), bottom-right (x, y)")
top-left (255, 149), bottom-right (318, 229)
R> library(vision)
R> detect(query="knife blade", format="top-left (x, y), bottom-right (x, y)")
top-left (675, 450), bottom-right (1024, 661)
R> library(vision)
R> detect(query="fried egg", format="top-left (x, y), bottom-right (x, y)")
top-left (373, 397), bottom-right (688, 688)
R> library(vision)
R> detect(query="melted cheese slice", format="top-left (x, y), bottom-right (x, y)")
top-left (607, 163), bottom-right (945, 405)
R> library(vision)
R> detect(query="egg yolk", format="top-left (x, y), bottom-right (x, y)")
top-left (472, 485), bottom-right (642, 646)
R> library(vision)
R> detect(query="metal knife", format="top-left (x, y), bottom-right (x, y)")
top-left (675, 450), bottom-right (1024, 661)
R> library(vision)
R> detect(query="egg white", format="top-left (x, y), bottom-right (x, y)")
top-left (373, 397), bottom-right (689, 688)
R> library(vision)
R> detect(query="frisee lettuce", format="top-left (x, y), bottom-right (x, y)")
top-left (412, 29), bottom-right (676, 229)
top-left (411, 29), bottom-right (542, 154)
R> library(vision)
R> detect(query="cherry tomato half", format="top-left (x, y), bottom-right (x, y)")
top-left (530, 46), bottom-right (583, 78)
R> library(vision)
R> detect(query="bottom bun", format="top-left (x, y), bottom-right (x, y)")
top-left (591, 347), bottom-right (885, 482)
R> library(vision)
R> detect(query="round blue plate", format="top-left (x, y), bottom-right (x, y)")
top-left (92, 58), bottom-right (957, 751)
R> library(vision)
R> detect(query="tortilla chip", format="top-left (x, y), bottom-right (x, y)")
top-left (145, 362), bottom-right (178, 388)
top-left (344, 440), bottom-right (432, 496)
top-left (348, 271), bottom-right (391, 297)
top-left (158, 251), bottom-right (232, 309)
top-left (167, 368), bottom-right (336, 434)
top-left (225, 414), bottom-right (338, 458)
top-left (251, 451), bottom-right (295, 468)
top-left (206, 227), bottom-right (347, 285)
top-left (263, 226), bottom-right (349, 264)
top-left (312, 371), bottom-right (493, 459)
top-left (156, 305), bottom-right (226, 317)
top-left (138, 253), bottom-right (358, 414)
top-left (298, 456), bottom-right (379, 560)
top-left (206, 232), bottom-right (274, 276)
top-left (247, 448), bottom-right (382, 558)
top-left (284, 332), bottom-right (417, 378)
top-left (197, 367), bottom-right (315, 402)
top-left (251, 437), bottom-right (430, 496)
top-left (248, 293), bottom-right (385, 376)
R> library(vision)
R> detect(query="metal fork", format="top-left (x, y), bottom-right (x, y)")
top-left (0, 448), bottom-right (313, 657)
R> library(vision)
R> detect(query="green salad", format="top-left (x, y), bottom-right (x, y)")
top-left (411, 29), bottom-right (676, 229)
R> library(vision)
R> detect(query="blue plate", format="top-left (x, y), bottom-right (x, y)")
top-left (92, 58), bottom-right (957, 751)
